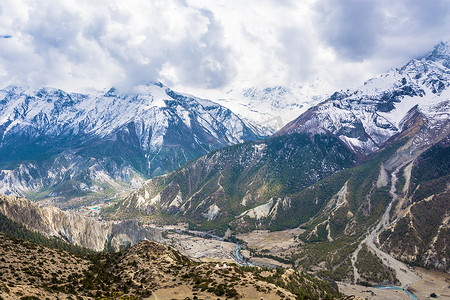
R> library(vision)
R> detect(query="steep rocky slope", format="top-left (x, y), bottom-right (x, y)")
top-left (379, 135), bottom-right (450, 272)
top-left (0, 83), bottom-right (263, 205)
top-left (111, 133), bottom-right (358, 233)
top-left (274, 130), bottom-right (449, 284)
top-left (0, 194), bottom-right (161, 251)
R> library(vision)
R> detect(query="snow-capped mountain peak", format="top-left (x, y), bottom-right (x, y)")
top-left (424, 41), bottom-right (450, 62)
top-left (211, 80), bottom-right (330, 135)
top-left (0, 83), bottom-right (263, 200)
top-left (278, 42), bottom-right (450, 155)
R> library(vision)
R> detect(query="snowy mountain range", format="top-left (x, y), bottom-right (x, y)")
top-left (212, 81), bottom-right (328, 134)
top-left (109, 42), bottom-right (450, 277)
top-left (0, 83), bottom-right (263, 205)
top-left (2, 41), bottom-right (449, 208)
top-left (0, 41), bottom-right (449, 285)
top-left (279, 41), bottom-right (450, 155)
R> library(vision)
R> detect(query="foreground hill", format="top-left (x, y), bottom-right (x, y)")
top-left (0, 231), bottom-right (343, 299)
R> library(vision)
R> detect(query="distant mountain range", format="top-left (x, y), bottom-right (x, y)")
top-left (0, 83), bottom-right (264, 206)
top-left (115, 41), bottom-right (449, 223)
top-left (213, 81), bottom-right (328, 134)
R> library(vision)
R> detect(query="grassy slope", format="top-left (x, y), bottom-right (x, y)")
top-left (111, 133), bottom-right (358, 234)
top-left (269, 140), bottom-right (405, 281)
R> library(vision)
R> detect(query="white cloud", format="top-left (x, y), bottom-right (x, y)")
top-left (0, 0), bottom-right (448, 95)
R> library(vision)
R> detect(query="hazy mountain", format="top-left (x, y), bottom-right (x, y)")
top-left (213, 81), bottom-right (328, 134)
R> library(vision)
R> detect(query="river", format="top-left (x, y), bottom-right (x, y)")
top-left (374, 286), bottom-right (419, 300)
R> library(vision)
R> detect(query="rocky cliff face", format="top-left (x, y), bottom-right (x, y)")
top-left (0, 194), bottom-right (161, 251)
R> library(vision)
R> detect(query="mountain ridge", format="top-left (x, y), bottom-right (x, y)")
top-left (277, 41), bottom-right (450, 155)
top-left (0, 41), bottom-right (448, 290)
top-left (0, 82), bottom-right (265, 206)
top-left (110, 132), bottom-right (358, 234)
top-left (0, 193), bottom-right (162, 251)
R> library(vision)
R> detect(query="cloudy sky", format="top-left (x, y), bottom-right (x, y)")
top-left (0, 0), bottom-right (449, 96)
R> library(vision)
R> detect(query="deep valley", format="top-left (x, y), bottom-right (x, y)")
top-left (1, 41), bottom-right (449, 299)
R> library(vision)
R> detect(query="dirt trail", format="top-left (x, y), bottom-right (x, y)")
top-left (350, 236), bottom-right (363, 283)
top-left (351, 166), bottom-right (421, 287)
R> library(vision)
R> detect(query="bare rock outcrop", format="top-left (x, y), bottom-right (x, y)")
top-left (0, 194), bottom-right (161, 251)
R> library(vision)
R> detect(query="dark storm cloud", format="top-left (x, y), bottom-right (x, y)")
top-left (315, 0), bottom-right (450, 62)
top-left (315, 0), bottom-right (382, 61)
